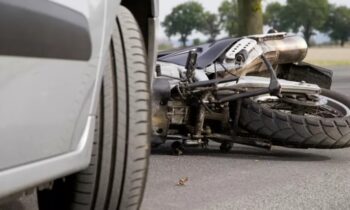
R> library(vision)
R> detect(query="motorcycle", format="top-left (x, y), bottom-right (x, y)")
top-left (152, 32), bottom-right (350, 154)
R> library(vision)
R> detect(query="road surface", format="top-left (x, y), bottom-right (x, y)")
top-left (1, 66), bottom-right (350, 210)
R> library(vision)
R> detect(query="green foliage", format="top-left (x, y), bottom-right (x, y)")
top-left (281, 0), bottom-right (329, 45)
top-left (163, 0), bottom-right (345, 47)
top-left (323, 6), bottom-right (350, 46)
top-left (202, 12), bottom-right (221, 42)
top-left (218, 0), bottom-right (239, 36)
top-left (158, 43), bottom-right (174, 51)
top-left (192, 38), bottom-right (202, 46)
top-left (162, 1), bottom-right (205, 47)
top-left (264, 2), bottom-right (284, 30)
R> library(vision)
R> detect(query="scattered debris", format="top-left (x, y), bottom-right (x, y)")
top-left (176, 177), bottom-right (189, 186)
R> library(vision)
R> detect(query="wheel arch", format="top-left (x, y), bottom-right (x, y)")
top-left (121, 0), bottom-right (158, 52)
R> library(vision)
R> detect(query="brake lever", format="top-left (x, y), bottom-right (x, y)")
top-left (260, 54), bottom-right (282, 97)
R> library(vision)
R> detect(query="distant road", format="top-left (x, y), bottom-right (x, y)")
top-left (331, 66), bottom-right (350, 94)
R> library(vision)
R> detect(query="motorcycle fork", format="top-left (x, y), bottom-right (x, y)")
top-left (192, 93), bottom-right (210, 142)
top-left (193, 103), bottom-right (206, 141)
top-left (231, 99), bottom-right (242, 136)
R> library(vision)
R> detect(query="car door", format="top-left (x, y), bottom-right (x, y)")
top-left (0, 0), bottom-right (115, 170)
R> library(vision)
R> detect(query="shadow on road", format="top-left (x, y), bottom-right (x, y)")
top-left (152, 144), bottom-right (330, 162)
top-left (0, 200), bottom-right (25, 210)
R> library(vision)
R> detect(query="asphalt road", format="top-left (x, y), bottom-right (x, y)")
top-left (1, 66), bottom-right (350, 210)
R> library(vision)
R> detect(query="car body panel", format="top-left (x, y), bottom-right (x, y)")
top-left (0, 0), bottom-right (116, 198)
top-left (0, 116), bottom-right (95, 199)
top-left (0, 0), bottom-right (111, 170)
top-left (0, 0), bottom-right (92, 60)
top-left (0, 58), bottom-right (95, 169)
top-left (0, 0), bottom-right (157, 200)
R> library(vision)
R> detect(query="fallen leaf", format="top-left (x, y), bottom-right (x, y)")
top-left (176, 177), bottom-right (189, 186)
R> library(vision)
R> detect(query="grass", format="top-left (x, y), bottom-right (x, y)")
top-left (304, 47), bottom-right (350, 67)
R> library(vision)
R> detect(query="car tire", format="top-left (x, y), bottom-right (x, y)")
top-left (37, 6), bottom-right (150, 210)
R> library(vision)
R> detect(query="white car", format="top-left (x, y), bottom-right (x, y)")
top-left (0, 0), bottom-right (158, 209)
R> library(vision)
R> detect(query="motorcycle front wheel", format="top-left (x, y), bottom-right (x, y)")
top-left (239, 89), bottom-right (350, 149)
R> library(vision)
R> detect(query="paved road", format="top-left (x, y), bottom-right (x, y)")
top-left (144, 66), bottom-right (350, 210)
top-left (1, 66), bottom-right (350, 210)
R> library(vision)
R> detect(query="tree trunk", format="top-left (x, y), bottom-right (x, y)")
top-left (180, 35), bottom-right (187, 47)
top-left (208, 34), bottom-right (216, 43)
top-left (303, 24), bottom-right (312, 46)
top-left (303, 32), bottom-right (312, 46)
top-left (341, 39), bottom-right (345, 47)
top-left (237, 0), bottom-right (263, 36)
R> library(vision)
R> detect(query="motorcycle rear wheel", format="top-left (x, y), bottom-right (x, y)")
top-left (239, 89), bottom-right (350, 149)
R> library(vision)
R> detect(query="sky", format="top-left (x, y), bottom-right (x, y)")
top-left (158, 0), bottom-right (350, 44)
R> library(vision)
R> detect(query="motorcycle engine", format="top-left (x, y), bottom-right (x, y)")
top-left (152, 76), bottom-right (189, 143)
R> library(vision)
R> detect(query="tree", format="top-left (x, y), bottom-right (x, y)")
top-left (192, 38), bottom-right (202, 46)
top-left (218, 0), bottom-right (239, 36)
top-left (201, 12), bottom-right (221, 42)
top-left (237, 0), bottom-right (263, 36)
top-left (162, 2), bottom-right (205, 47)
top-left (264, 2), bottom-right (284, 31)
top-left (281, 0), bottom-right (329, 45)
top-left (323, 5), bottom-right (350, 47)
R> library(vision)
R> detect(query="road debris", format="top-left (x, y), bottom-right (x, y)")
top-left (176, 177), bottom-right (189, 186)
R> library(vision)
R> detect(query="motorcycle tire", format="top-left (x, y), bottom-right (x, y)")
top-left (239, 89), bottom-right (350, 149)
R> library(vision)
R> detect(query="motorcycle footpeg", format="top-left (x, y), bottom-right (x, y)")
top-left (184, 139), bottom-right (202, 147)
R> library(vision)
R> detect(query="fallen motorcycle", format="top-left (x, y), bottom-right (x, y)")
top-left (152, 32), bottom-right (350, 154)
